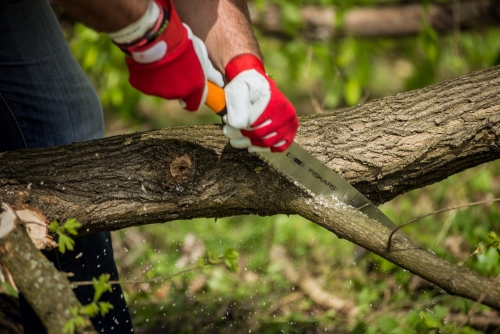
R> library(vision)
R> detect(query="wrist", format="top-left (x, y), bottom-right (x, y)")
top-left (224, 54), bottom-right (265, 81)
top-left (108, 0), bottom-right (161, 44)
top-left (110, 0), bottom-right (177, 55)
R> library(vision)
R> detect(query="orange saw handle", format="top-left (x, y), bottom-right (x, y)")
top-left (205, 81), bottom-right (227, 116)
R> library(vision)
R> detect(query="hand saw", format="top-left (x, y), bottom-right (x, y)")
top-left (205, 82), bottom-right (400, 233)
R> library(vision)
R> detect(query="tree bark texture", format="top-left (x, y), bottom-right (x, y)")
top-left (0, 66), bottom-right (499, 308)
top-left (0, 205), bottom-right (95, 334)
top-left (249, 0), bottom-right (500, 40)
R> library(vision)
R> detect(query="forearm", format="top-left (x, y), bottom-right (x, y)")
top-left (56, 0), bottom-right (261, 73)
top-left (55, 0), bottom-right (148, 32)
top-left (173, 0), bottom-right (262, 73)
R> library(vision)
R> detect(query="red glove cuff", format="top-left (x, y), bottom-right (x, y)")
top-left (124, 0), bottom-right (185, 56)
top-left (225, 54), bottom-right (266, 81)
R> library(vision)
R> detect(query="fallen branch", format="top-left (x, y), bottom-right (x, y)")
top-left (0, 204), bottom-right (95, 334)
top-left (270, 245), bottom-right (358, 316)
top-left (292, 195), bottom-right (500, 310)
top-left (249, 0), bottom-right (500, 40)
top-left (449, 310), bottom-right (500, 330)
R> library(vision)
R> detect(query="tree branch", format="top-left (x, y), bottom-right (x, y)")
top-left (249, 0), bottom-right (500, 40)
top-left (0, 205), bottom-right (95, 334)
top-left (0, 66), bottom-right (499, 309)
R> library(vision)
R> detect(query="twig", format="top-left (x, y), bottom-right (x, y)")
top-left (71, 266), bottom-right (200, 287)
top-left (460, 243), bottom-right (493, 267)
top-left (388, 198), bottom-right (500, 251)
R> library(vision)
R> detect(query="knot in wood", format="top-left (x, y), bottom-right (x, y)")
top-left (168, 154), bottom-right (193, 183)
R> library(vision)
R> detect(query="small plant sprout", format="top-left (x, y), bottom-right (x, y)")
top-left (49, 218), bottom-right (82, 254)
top-left (197, 248), bottom-right (240, 273)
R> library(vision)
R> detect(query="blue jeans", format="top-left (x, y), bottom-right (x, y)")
top-left (0, 0), bottom-right (133, 332)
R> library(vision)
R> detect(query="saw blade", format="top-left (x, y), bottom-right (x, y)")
top-left (258, 142), bottom-right (400, 232)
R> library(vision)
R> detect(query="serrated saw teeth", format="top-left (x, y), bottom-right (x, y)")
top-left (255, 142), bottom-right (405, 236)
top-left (257, 153), bottom-right (315, 197)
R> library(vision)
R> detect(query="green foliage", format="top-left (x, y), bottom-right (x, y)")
top-left (63, 274), bottom-right (114, 334)
top-left (279, 1), bottom-right (303, 35)
top-left (49, 218), bottom-right (82, 254)
top-left (488, 230), bottom-right (500, 255)
top-left (68, 24), bottom-right (142, 122)
top-left (197, 248), bottom-right (240, 273)
top-left (49, 219), bottom-right (113, 333)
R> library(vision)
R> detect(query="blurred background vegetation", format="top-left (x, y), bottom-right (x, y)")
top-left (3, 0), bottom-right (500, 333)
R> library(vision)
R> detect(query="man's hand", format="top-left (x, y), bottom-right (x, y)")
top-left (113, 0), bottom-right (223, 111)
top-left (222, 54), bottom-right (299, 152)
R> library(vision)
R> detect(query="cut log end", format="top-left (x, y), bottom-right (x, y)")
top-left (16, 209), bottom-right (56, 250)
top-left (0, 204), bottom-right (16, 239)
top-left (0, 204), bottom-right (55, 250)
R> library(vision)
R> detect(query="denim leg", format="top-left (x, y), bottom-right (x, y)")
top-left (0, 0), bottom-right (133, 332)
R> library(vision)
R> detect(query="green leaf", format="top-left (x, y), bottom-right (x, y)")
top-left (224, 258), bottom-right (238, 273)
top-left (224, 248), bottom-right (239, 260)
top-left (378, 317), bottom-right (398, 332)
top-left (336, 39), bottom-right (357, 67)
top-left (64, 218), bottom-right (82, 236)
top-left (62, 319), bottom-right (76, 334)
top-left (207, 251), bottom-right (221, 265)
top-left (82, 302), bottom-right (100, 317)
top-left (280, 2), bottom-right (302, 36)
top-left (344, 78), bottom-right (361, 106)
top-left (74, 316), bottom-right (86, 328)
top-left (197, 256), bottom-right (208, 269)
top-left (83, 46), bottom-right (98, 70)
top-left (49, 221), bottom-right (60, 233)
top-left (92, 274), bottom-right (112, 302)
top-left (58, 234), bottom-right (75, 254)
top-left (352, 321), bottom-right (367, 334)
top-left (488, 230), bottom-right (498, 241)
top-left (99, 302), bottom-right (114, 316)
top-left (223, 248), bottom-right (240, 272)
top-left (420, 311), bottom-right (442, 329)
top-left (70, 306), bottom-right (79, 317)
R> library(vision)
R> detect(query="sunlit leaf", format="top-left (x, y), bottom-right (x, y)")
top-left (99, 302), bottom-right (114, 316)
top-left (62, 320), bottom-right (76, 334)
top-left (64, 218), bottom-right (81, 236)
top-left (58, 234), bottom-right (75, 254)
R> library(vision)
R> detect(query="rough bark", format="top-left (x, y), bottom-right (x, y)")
top-left (249, 0), bottom-right (500, 40)
top-left (0, 205), bottom-right (95, 334)
top-left (0, 66), bottom-right (499, 309)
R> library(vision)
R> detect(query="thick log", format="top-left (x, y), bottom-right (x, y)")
top-left (0, 205), bottom-right (95, 334)
top-left (0, 66), bottom-right (499, 308)
top-left (250, 0), bottom-right (500, 40)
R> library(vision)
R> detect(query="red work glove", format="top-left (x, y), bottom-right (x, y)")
top-left (117, 0), bottom-right (223, 111)
top-left (222, 54), bottom-right (299, 152)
